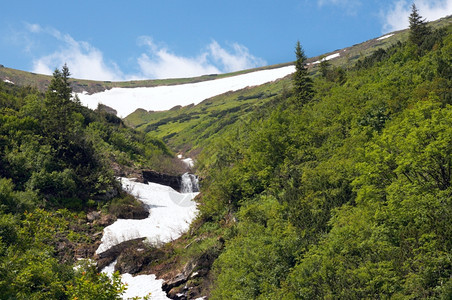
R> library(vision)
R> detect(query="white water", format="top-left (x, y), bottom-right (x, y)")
top-left (97, 177), bottom-right (199, 299)
top-left (180, 173), bottom-right (199, 193)
top-left (77, 65), bottom-right (295, 117)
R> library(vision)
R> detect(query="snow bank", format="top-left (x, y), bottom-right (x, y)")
top-left (96, 178), bottom-right (198, 254)
top-left (98, 178), bottom-right (199, 299)
top-left (104, 260), bottom-right (170, 300)
top-left (377, 34), bottom-right (394, 41)
top-left (77, 66), bottom-right (295, 117)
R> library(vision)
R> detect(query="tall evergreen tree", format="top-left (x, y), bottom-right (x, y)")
top-left (43, 64), bottom-right (77, 145)
top-left (409, 3), bottom-right (430, 47)
top-left (293, 41), bottom-right (314, 106)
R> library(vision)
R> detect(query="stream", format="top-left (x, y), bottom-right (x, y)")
top-left (98, 175), bottom-right (200, 299)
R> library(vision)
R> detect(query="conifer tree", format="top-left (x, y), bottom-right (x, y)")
top-left (293, 41), bottom-right (313, 106)
top-left (43, 64), bottom-right (75, 143)
top-left (409, 3), bottom-right (430, 47)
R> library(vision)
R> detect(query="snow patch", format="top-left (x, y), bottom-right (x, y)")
top-left (103, 260), bottom-right (169, 300)
top-left (3, 79), bottom-right (14, 84)
top-left (77, 66), bottom-right (295, 117)
top-left (310, 52), bottom-right (341, 65)
top-left (96, 178), bottom-right (198, 254)
top-left (377, 34), bottom-right (394, 41)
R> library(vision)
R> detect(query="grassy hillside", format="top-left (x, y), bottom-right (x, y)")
top-left (125, 76), bottom-right (289, 153)
top-left (2, 15), bottom-right (449, 97)
top-left (0, 62), bottom-right (292, 95)
top-left (125, 15), bottom-right (452, 154)
top-left (146, 18), bottom-right (451, 299)
top-left (1, 13), bottom-right (451, 300)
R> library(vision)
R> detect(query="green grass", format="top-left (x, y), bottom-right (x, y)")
top-left (125, 77), bottom-right (290, 153)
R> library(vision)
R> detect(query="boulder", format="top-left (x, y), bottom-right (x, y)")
top-left (95, 238), bottom-right (145, 271)
top-left (142, 170), bottom-right (182, 191)
top-left (115, 244), bottom-right (165, 274)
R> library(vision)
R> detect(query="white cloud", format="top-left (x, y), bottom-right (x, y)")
top-left (136, 36), bottom-right (266, 79)
top-left (209, 41), bottom-right (266, 73)
top-left (29, 26), bottom-right (123, 81)
top-left (25, 25), bottom-right (266, 81)
top-left (25, 23), bottom-right (42, 33)
top-left (382, 0), bottom-right (452, 32)
top-left (136, 36), bottom-right (220, 79)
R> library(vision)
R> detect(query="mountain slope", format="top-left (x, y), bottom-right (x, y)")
top-left (77, 65), bottom-right (295, 117)
top-left (2, 15), bottom-right (450, 118)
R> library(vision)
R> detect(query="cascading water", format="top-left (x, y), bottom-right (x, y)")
top-left (180, 172), bottom-right (199, 193)
top-left (97, 177), bottom-right (200, 299)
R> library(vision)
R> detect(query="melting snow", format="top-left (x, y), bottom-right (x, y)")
top-left (99, 177), bottom-right (199, 299)
top-left (96, 178), bottom-right (198, 254)
top-left (310, 52), bottom-right (341, 65)
top-left (377, 34), bottom-right (394, 41)
top-left (3, 79), bottom-right (14, 84)
top-left (104, 260), bottom-right (170, 300)
top-left (77, 66), bottom-right (295, 117)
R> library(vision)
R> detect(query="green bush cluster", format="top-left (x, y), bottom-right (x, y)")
top-left (0, 66), bottom-right (173, 298)
top-left (198, 24), bottom-right (452, 298)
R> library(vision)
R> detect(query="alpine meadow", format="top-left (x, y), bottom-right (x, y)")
top-left (0, 7), bottom-right (451, 300)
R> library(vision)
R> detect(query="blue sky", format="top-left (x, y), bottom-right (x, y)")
top-left (1, 0), bottom-right (451, 80)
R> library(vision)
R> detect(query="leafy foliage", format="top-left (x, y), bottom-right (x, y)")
top-left (0, 66), bottom-right (174, 298)
top-left (191, 22), bottom-right (452, 298)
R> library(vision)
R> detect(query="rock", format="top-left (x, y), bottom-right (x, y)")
top-left (162, 272), bottom-right (189, 293)
top-left (115, 244), bottom-right (165, 275)
top-left (95, 238), bottom-right (145, 271)
top-left (87, 211), bottom-right (101, 222)
top-left (142, 170), bottom-right (182, 192)
top-left (162, 244), bottom-right (222, 299)
top-left (114, 203), bottom-right (149, 220)
top-left (96, 103), bottom-right (118, 115)
top-left (93, 214), bottom-right (116, 227)
top-left (168, 286), bottom-right (187, 299)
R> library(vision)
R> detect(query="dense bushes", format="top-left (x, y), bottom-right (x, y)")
top-left (197, 23), bottom-right (452, 298)
top-left (0, 66), bottom-right (173, 298)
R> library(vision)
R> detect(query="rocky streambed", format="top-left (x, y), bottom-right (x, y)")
top-left (95, 175), bottom-right (202, 299)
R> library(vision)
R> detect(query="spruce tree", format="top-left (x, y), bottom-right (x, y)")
top-left (43, 64), bottom-right (75, 142)
top-left (409, 3), bottom-right (430, 47)
top-left (293, 41), bottom-right (313, 106)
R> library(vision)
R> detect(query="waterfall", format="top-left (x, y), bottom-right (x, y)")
top-left (180, 173), bottom-right (199, 193)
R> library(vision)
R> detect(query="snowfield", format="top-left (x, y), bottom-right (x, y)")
top-left (77, 65), bottom-right (295, 117)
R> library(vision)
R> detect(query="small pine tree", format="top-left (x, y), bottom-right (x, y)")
top-left (409, 3), bottom-right (430, 47)
top-left (293, 41), bottom-right (314, 106)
